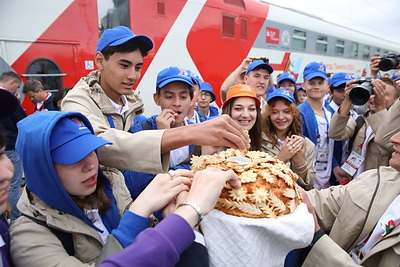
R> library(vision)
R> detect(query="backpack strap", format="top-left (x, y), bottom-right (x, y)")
top-left (348, 115), bottom-right (365, 153)
top-left (22, 213), bottom-right (75, 256)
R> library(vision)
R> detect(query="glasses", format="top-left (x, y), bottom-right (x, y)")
top-left (201, 92), bottom-right (211, 98)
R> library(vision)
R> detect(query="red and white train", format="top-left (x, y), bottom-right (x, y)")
top-left (1, 0), bottom-right (399, 115)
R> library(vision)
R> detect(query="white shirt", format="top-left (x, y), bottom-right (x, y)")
top-left (84, 208), bottom-right (110, 244)
top-left (109, 95), bottom-right (129, 116)
top-left (314, 111), bottom-right (334, 190)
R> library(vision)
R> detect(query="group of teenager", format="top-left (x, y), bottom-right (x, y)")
top-left (0, 25), bottom-right (399, 266)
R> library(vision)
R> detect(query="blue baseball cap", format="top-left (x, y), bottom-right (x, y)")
top-left (156, 67), bottom-right (194, 89)
top-left (277, 73), bottom-right (296, 84)
top-left (267, 88), bottom-right (295, 104)
top-left (50, 117), bottom-right (111, 165)
top-left (187, 70), bottom-right (201, 86)
top-left (303, 62), bottom-right (327, 80)
top-left (96, 26), bottom-right (154, 53)
top-left (0, 88), bottom-right (19, 118)
top-left (330, 72), bottom-right (354, 87)
top-left (199, 82), bottom-right (216, 102)
top-left (245, 60), bottom-right (274, 75)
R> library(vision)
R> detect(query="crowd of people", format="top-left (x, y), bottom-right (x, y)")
top-left (0, 25), bottom-right (399, 266)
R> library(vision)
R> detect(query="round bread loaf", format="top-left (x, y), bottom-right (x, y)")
top-left (190, 149), bottom-right (302, 218)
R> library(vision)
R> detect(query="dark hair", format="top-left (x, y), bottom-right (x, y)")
top-left (53, 88), bottom-right (71, 110)
top-left (72, 176), bottom-right (113, 215)
top-left (101, 38), bottom-right (150, 60)
top-left (330, 83), bottom-right (345, 93)
top-left (262, 98), bottom-right (303, 147)
top-left (156, 83), bottom-right (194, 99)
top-left (22, 79), bottom-right (44, 94)
top-left (222, 98), bottom-right (262, 151)
top-left (0, 71), bottom-right (22, 83)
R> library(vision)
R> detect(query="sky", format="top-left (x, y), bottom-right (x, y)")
top-left (265, 0), bottom-right (400, 47)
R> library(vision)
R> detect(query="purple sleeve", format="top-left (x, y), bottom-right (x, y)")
top-left (99, 214), bottom-right (195, 267)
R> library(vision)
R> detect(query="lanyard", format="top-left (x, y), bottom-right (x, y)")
top-left (106, 115), bottom-right (115, 128)
top-left (316, 107), bottom-right (330, 146)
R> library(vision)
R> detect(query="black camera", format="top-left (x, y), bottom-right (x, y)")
top-left (349, 77), bottom-right (373, 105)
top-left (379, 53), bottom-right (400, 71)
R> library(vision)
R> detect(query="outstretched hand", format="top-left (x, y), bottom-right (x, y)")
top-left (129, 169), bottom-right (193, 218)
top-left (190, 115), bottom-right (251, 150)
top-left (181, 168), bottom-right (240, 215)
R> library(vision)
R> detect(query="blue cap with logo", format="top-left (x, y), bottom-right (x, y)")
top-left (156, 67), bottom-right (194, 88)
top-left (330, 72), bottom-right (354, 87)
top-left (303, 62), bottom-right (327, 81)
top-left (50, 117), bottom-right (111, 165)
top-left (267, 88), bottom-right (295, 104)
top-left (278, 73), bottom-right (296, 84)
top-left (96, 26), bottom-right (154, 52)
top-left (0, 89), bottom-right (19, 118)
top-left (245, 60), bottom-right (274, 75)
top-left (199, 82), bottom-right (216, 102)
top-left (187, 70), bottom-right (201, 86)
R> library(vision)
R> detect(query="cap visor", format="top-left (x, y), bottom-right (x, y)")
top-left (158, 78), bottom-right (193, 88)
top-left (304, 73), bottom-right (327, 81)
top-left (52, 134), bottom-right (111, 165)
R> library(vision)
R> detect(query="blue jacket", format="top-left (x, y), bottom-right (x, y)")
top-left (196, 106), bottom-right (219, 122)
top-left (298, 101), bottom-right (339, 169)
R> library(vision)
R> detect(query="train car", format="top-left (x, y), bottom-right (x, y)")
top-left (1, 0), bottom-right (398, 115)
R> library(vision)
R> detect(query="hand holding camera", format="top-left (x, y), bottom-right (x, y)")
top-left (379, 53), bottom-right (400, 71)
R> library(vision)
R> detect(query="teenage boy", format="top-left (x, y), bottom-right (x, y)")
top-left (22, 79), bottom-right (57, 111)
top-left (326, 72), bottom-right (357, 116)
top-left (277, 72), bottom-right (296, 93)
top-left (298, 62), bottom-right (349, 189)
top-left (220, 57), bottom-right (273, 109)
top-left (131, 66), bottom-right (200, 168)
top-left (196, 82), bottom-right (219, 122)
top-left (62, 26), bottom-right (249, 175)
top-left (185, 70), bottom-right (202, 124)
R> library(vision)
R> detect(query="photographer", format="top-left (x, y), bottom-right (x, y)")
top-left (328, 77), bottom-right (397, 179)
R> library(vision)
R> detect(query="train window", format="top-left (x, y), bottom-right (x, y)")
top-left (240, 18), bottom-right (248, 39)
top-left (157, 1), bottom-right (166, 16)
top-left (335, 40), bottom-right (344, 56)
top-left (350, 42), bottom-right (359, 57)
top-left (292, 29), bottom-right (306, 50)
top-left (363, 45), bottom-right (371, 59)
top-left (222, 15), bottom-right (235, 38)
top-left (25, 58), bottom-right (64, 91)
top-left (373, 48), bottom-right (381, 57)
top-left (223, 0), bottom-right (245, 9)
top-left (97, 0), bottom-right (129, 33)
top-left (316, 35), bottom-right (328, 53)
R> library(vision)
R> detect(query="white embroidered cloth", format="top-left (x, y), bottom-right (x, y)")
top-left (201, 203), bottom-right (314, 267)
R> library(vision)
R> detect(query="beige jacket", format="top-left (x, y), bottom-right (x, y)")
top-left (328, 108), bottom-right (390, 171)
top-left (261, 135), bottom-right (316, 190)
top-left (62, 70), bottom-right (169, 174)
top-left (375, 98), bottom-right (400, 152)
top-left (10, 168), bottom-right (132, 266)
top-left (304, 166), bottom-right (400, 266)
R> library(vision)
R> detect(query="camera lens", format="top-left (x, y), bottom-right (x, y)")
top-left (349, 82), bottom-right (372, 105)
top-left (379, 57), bottom-right (398, 71)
